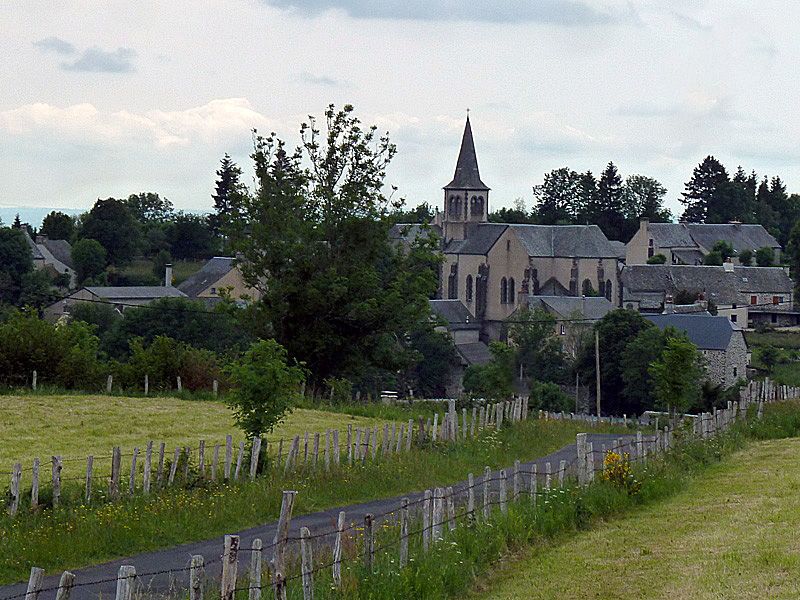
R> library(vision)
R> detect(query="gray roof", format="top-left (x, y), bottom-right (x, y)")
top-left (645, 314), bottom-right (741, 351)
top-left (85, 286), bottom-right (187, 300)
top-left (621, 265), bottom-right (793, 306)
top-left (40, 239), bottom-right (74, 269)
top-left (609, 240), bottom-right (626, 260)
top-left (444, 116), bottom-right (489, 191)
top-left (648, 222), bottom-right (781, 252)
top-left (389, 223), bottom-right (442, 248)
top-left (525, 295), bottom-right (614, 320)
top-left (512, 224), bottom-right (619, 258)
top-left (23, 230), bottom-right (44, 260)
top-left (178, 257), bottom-right (236, 298)
top-left (672, 248), bottom-right (705, 265)
top-left (429, 299), bottom-right (477, 330)
top-left (456, 341), bottom-right (493, 366)
top-left (445, 223), bottom-right (507, 255)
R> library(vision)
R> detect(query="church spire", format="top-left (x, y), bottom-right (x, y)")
top-left (444, 115), bottom-right (489, 191)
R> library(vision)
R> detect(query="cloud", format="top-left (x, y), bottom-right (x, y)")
top-left (299, 71), bottom-right (342, 87)
top-left (61, 47), bottom-right (137, 73)
top-left (263, 0), bottom-right (622, 25)
top-left (33, 36), bottom-right (75, 55)
top-left (0, 98), bottom-right (274, 147)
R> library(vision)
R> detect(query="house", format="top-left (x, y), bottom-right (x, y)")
top-left (644, 313), bottom-right (748, 388)
top-left (23, 230), bottom-right (76, 287)
top-left (431, 116), bottom-right (619, 342)
top-left (44, 286), bottom-right (187, 321)
top-left (626, 219), bottom-right (781, 265)
top-left (177, 257), bottom-right (260, 305)
top-left (516, 295), bottom-right (614, 348)
top-left (620, 263), bottom-right (793, 326)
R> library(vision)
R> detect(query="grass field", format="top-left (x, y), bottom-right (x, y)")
top-left (0, 394), bottom-right (393, 470)
top-left (479, 437), bottom-right (800, 600)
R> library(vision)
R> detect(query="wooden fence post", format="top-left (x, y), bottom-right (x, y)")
top-left (467, 473), bottom-right (475, 520)
top-left (115, 565), bottom-right (135, 600)
top-left (312, 433), bottom-right (320, 467)
top-left (10, 463), bottom-right (21, 516)
top-left (224, 435), bottom-right (233, 480)
top-left (446, 486), bottom-right (456, 531)
top-left (332, 511), bottom-right (345, 587)
top-left (432, 487), bottom-right (444, 542)
top-left (483, 466), bottom-right (491, 520)
top-left (52, 456), bottom-right (62, 507)
top-left (471, 407), bottom-right (477, 437)
top-left (177, 376), bottom-right (182, 392)
top-left (213, 379), bottom-right (219, 397)
top-left (249, 538), bottom-right (262, 600)
top-left (499, 469), bottom-right (508, 513)
top-left (106, 374), bottom-right (113, 394)
top-left (250, 438), bottom-right (262, 481)
top-left (31, 458), bottom-right (39, 509)
top-left (333, 430), bottom-right (340, 467)
top-left (143, 442), bottom-right (153, 494)
top-left (399, 498), bottom-right (409, 568)
top-left (406, 419), bottom-right (413, 451)
top-left (84, 456), bottom-right (92, 504)
top-left (25, 567), bottom-right (44, 600)
top-left (198, 440), bottom-right (206, 477)
top-left (129, 447), bottom-right (139, 496)
top-left (169, 447), bottom-right (180, 485)
top-left (110, 446), bottom-right (121, 500)
top-left (324, 431), bottom-right (331, 470)
top-left (32, 370), bottom-right (37, 391)
top-left (55, 571), bottom-right (75, 600)
top-left (144, 374), bottom-right (149, 396)
top-left (364, 514), bottom-right (375, 571)
top-left (432, 413), bottom-right (439, 443)
top-left (272, 490), bottom-right (297, 594)
top-left (347, 424), bottom-right (353, 465)
top-left (371, 426), bottom-right (378, 460)
top-left (422, 489), bottom-right (432, 551)
top-left (576, 433), bottom-right (588, 486)
top-left (530, 463), bottom-right (538, 507)
top-left (235, 441), bottom-right (245, 481)
top-left (513, 460), bottom-right (520, 500)
top-left (545, 462), bottom-right (552, 491)
top-left (211, 445), bottom-right (220, 481)
top-left (220, 534), bottom-right (239, 600)
top-left (300, 527), bottom-right (314, 599)
top-left (156, 443), bottom-right (165, 488)
top-left (189, 555), bottom-right (204, 600)
top-left (558, 459), bottom-right (567, 488)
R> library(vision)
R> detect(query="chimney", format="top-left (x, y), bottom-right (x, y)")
top-left (723, 260), bottom-right (734, 273)
top-left (663, 293), bottom-right (674, 314)
top-left (165, 264), bottom-right (173, 287)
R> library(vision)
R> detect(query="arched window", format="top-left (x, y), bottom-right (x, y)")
top-left (582, 279), bottom-right (593, 296)
top-left (476, 196), bottom-right (484, 215)
top-left (466, 275), bottom-right (473, 302)
top-left (470, 195), bottom-right (480, 216)
top-left (605, 279), bottom-right (613, 301)
top-left (508, 278), bottom-right (515, 304)
top-left (500, 277), bottom-right (508, 304)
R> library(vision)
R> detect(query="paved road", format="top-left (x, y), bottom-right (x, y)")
top-left (0, 433), bottom-right (634, 600)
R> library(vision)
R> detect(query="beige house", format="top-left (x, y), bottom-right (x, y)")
top-left (178, 257), bottom-right (260, 305)
top-left (437, 117), bottom-right (620, 341)
top-left (626, 219), bottom-right (781, 265)
top-left (44, 286), bottom-right (187, 321)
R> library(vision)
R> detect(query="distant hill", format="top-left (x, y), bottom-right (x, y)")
top-left (0, 207), bottom-right (85, 229)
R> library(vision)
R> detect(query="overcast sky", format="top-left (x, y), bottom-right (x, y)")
top-left (2, 0), bottom-right (799, 218)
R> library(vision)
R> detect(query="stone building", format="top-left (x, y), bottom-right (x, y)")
top-left (645, 313), bottom-right (748, 388)
top-left (438, 117), bottom-right (619, 341)
top-left (178, 257), bottom-right (261, 306)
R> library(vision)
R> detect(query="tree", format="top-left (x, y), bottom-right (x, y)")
top-left (72, 238), bottom-right (107, 285)
top-left (787, 220), bottom-right (800, 291)
top-left (649, 333), bottom-right (704, 412)
top-left (462, 342), bottom-right (515, 400)
top-left (79, 198), bottom-right (141, 264)
top-left (533, 168), bottom-right (580, 224)
top-left (166, 213), bottom-right (215, 259)
top-left (124, 192), bottom-right (174, 224)
top-left (759, 345), bottom-right (780, 373)
top-left (647, 254), bottom-right (667, 264)
top-left (153, 249), bottom-right (172, 282)
top-left (392, 202), bottom-right (436, 225)
top-left (0, 227), bottom-right (34, 304)
top-left (19, 269), bottom-right (57, 309)
top-left (405, 324), bottom-right (459, 398)
top-left (226, 339), bottom-right (306, 437)
top-left (621, 175), bottom-right (671, 239)
top-left (577, 171), bottom-right (599, 224)
top-left (620, 326), bottom-right (667, 412)
top-left (228, 105), bottom-right (439, 386)
top-left (674, 289), bottom-right (701, 305)
top-left (210, 154), bottom-right (244, 233)
top-left (680, 156), bottom-right (729, 223)
top-left (489, 198), bottom-right (535, 224)
top-left (756, 246), bottom-right (775, 267)
top-left (507, 308), bottom-right (568, 384)
top-left (703, 251), bottom-right (724, 266)
top-left (596, 162), bottom-right (625, 240)
top-left (738, 249), bottom-right (753, 266)
top-left (40, 211), bottom-right (74, 240)
top-left (712, 240), bottom-right (734, 261)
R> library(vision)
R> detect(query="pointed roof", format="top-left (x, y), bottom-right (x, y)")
top-left (444, 116), bottom-right (489, 191)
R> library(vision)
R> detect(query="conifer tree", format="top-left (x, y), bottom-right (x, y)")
top-left (211, 154), bottom-right (243, 233)
top-left (596, 162), bottom-right (625, 240)
top-left (680, 156), bottom-right (729, 223)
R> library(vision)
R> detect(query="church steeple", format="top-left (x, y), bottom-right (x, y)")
top-left (443, 115), bottom-right (490, 242)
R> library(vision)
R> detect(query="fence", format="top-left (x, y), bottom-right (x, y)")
top-left (7, 380), bottom-right (784, 600)
top-left (4, 398), bottom-right (531, 519)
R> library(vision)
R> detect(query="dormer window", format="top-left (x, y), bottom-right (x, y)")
top-left (211, 287), bottom-right (217, 295)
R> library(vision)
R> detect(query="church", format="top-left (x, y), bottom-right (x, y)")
top-left (434, 116), bottom-right (620, 342)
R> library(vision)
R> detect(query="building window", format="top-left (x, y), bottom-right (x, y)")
top-left (508, 278), bottom-right (515, 304)
top-left (560, 324), bottom-right (566, 335)
top-left (773, 296), bottom-right (783, 305)
top-left (732, 303), bottom-right (737, 309)
top-left (751, 295), bottom-right (757, 305)
top-left (506, 239), bottom-right (511, 251)
top-left (648, 247), bottom-right (654, 258)
top-left (733, 367), bottom-right (737, 378)
top-left (210, 287), bottom-right (217, 295)
top-left (500, 277), bottom-right (508, 304)
top-left (772, 314), bottom-right (778, 324)
top-left (605, 279), bottom-right (612, 301)
top-left (730, 314), bottom-right (737, 323)
top-left (582, 279), bottom-right (593, 296)
top-left (466, 275), bottom-right (473, 303)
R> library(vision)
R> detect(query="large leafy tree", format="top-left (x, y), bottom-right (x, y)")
top-left (649, 333), bottom-right (704, 412)
top-left (79, 198), bottom-right (141, 265)
top-left (507, 308), bottom-right (568, 384)
top-left (72, 238), bottom-right (107, 285)
top-left (124, 193), bottom-right (174, 224)
top-left (166, 212), bottom-right (215, 259)
top-left (620, 326), bottom-right (667, 412)
top-left (40, 211), bottom-right (75, 241)
top-left (621, 175), bottom-right (671, 239)
top-left (533, 168), bottom-right (580, 224)
top-left (229, 105), bottom-right (439, 388)
top-left (0, 228), bottom-right (34, 304)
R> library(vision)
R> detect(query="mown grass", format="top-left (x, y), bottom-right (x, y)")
top-left (745, 330), bottom-right (800, 349)
top-left (0, 418), bottom-right (628, 584)
top-left (0, 394), bottom-right (393, 472)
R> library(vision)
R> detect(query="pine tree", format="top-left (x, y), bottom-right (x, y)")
top-left (680, 156), bottom-right (729, 223)
top-left (12, 214), bottom-right (21, 229)
top-left (576, 171), bottom-right (598, 224)
top-left (596, 162), bottom-right (625, 240)
top-left (211, 154), bottom-right (243, 233)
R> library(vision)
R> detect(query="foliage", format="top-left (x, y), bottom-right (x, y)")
top-left (323, 376), bottom-right (353, 404)
top-left (71, 238), bottom-right (107, 285)
top-left (601, 451), bottom-right (641, 495)
top-left (620, 326), bottom-right (667, 411)
top-left (152, 249), bottom-right (172, 282)
top-left (649, 333), bottom-right (704, 412)
top-left (738, 248), bottom-right (753, 266)
top-left (226, 339), bottom-right (306, 436)
top-left (528, 380), bottom-right (573, 412)
top-left (229, 105), bottom-right (439, 387)
top-left (621, 174), bottom-right (671, 227)
top-left (703, 250), bottom-right (724, 266)
top-left (755, 246), bottom-right (774, 267)
top-left (40, 211), bottom-right (74, 241)
top-left (674, 289), bottom-right (700, 305)
top-left (507, 308), bottom-right (568, 384)
top-left (124, 192), bottom-right (174, 224)
top-left (391, 201), bottom-right (436, 225)
top-left (462, 342), bottom-right (515, 400)
top-left (166, 212), bottom-right (216, 259)
top-left (646, 253), bottom-right (667, 264)
top-left (404, 324), bottom-right (460, 398)
top-left (78, 198), bottom-right (141, 265)
top-left (0, 227), bottom-right (34, 304)
top-left (759, 345), bottom-right (780, 373)
top-left (18, 269), bottom-right (59, 309)
top-left (595, 161), bottom-right (625, 241)
top-left (209, 154), bottom-right (244, 234)
top-left (712, 240), bottom-right (734, 261)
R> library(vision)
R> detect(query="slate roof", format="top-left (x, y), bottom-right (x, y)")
top-left (672, 248), bottom-right (705, 265)
top-left (648, 223), bottom-right (781, 252)
top-left (444, 223), bottom-right (507, 255)
top-left (645, 314), bottom-right (740, 351)
top-left (525, 295), bottom-right (614, 320)
top-left (23, 230), bottom-right (44, 260)
top-left (429, 299), bottom-right (478, 330)
top-left (178, 257), bottom-right (236, 298)
top-left (621, 265), bottom-right (793, 306)
top-left (389, 223), bottom-right (442, 248)
top-left (456, 341), bottom-right (493, 366)
top-left (511, 224), bottom-right (619, 258)
top-left (85, 286), bottom-right (187, 300)
top-left (609, 240), bottom-right (626, 260)
top-left (444, 116), bottom-right (489, 191)
top-left (40, 239), bottom-right (74, 269)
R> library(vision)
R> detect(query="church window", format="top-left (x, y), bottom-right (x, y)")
top-left (466, 275), bottom-right (473, 302)
top-left (500, 277), bottom-right (508, 304)
top-left (605, 279), bottom-right (612, 301)
top-left (508, 278), bottom-right (515, 304)
top-left (582, 279), bottom-right (593, 296)
top-left (448, 264), bottom-right (458, 299)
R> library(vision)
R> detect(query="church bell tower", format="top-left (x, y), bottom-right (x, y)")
top-left (443, 115), bottom-right (490, 242)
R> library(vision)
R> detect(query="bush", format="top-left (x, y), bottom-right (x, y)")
top-left (646, 253), bottom-right (667, 264)
top-left (528, 380), bottom-right (573, 412)
top-left (323, 377), bottom-right (353, 404)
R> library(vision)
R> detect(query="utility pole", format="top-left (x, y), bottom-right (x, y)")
top-left (595, 329), bottom-right (601, 417)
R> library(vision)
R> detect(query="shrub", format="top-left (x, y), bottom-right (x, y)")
top-left (646, 253), bottom-right (667, 264)
top-left (323, 376), bottom-right (353, 404)
top-left (528, 380), bottom-right (573, 412)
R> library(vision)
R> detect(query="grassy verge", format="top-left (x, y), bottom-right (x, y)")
top-left (0, 418), bottom-right (626, 583)
top-left (0, 394), bottom-right (394, 471)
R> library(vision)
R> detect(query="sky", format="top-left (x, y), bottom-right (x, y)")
top-left (2, 0), bottom-right (800, 221)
